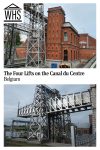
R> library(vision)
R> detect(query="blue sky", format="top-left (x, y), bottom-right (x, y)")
top-left (4, 84), bottom-right (92, 127)
top-left (44, 3), bottom-right (96, 38)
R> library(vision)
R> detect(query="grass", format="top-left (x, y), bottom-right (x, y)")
top-left (4, 138), bottom-right (48, 147)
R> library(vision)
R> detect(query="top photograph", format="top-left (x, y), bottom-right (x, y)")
top-left (4, 3), bottom-right (96, 68)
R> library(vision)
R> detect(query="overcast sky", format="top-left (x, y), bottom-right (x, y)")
top-left (4, 84), bottom-right (92, 127)
top-left (21, 3), bottom-right (96, 41)
top-left (44, 3), bottom-right (96, 38)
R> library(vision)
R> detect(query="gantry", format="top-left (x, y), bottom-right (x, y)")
top-left (17, 85), bottom-right (93, 142)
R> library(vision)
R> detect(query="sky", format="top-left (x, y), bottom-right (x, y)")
top-left (4, 84), bottom-right (92, 127)
top-left (44, 3), bottom-right (96, 38)
top-left (21, 3), bottom-right (96, 41)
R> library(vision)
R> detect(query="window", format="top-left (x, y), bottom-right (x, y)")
top-left (71, 33), bottom-right (72, 43)
top-left (64, 50), bottom-right (68, 61)
top-left (76, 51), bottom-right (77, 59)
top-left (64, 32), bottom-right (68, 41)
top-left (74, 51), bottom-right (75, 60)
top-left (74, 35), bottom-right (76, 45)
top-left (71, 50), bottom-right (72, 61)
top-left (78, 51), bottom-right (79, 59)
top-left (76, 37), bottom-right (77, 45)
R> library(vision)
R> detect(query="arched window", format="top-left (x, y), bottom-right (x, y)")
top-left (71, 50), bottom-right (72, 61)
top-left (71, 33), bottom-right (72, 43)
top-left (74, 51), bottom-right (75, 60)
top-left (64, 50), bottom-right (68, 61)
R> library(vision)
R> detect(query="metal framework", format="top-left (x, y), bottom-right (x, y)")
top-left (48, 112), bottom-right (71, 143)
top-left (17, 85), bottom-right (92, 143)
top-left (11, 120), bottom-right (30, 138)
top-left (4, 24), bottom-right (17, 65)
top-left (4, 3), bottom-right (47, 68)
top-left (24, 4), bottom-right (46, 67)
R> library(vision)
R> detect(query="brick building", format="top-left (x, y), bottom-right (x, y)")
top-left (16, 47), bottom-right (26, 59)
top-left (46, 6), bottom-right (96, 68)
top-left (62, 22), bottom-right (80, 62)
top-left (79, 34), bottom-right (96, 60)
top-left (16, 6), bottom-right (96, 68)
top-left (77, 127), bottom-right (90, 135)
top-left (46, 7), bottom-right (65, 67)
top-left (46, 6), bottom-right (80, 68)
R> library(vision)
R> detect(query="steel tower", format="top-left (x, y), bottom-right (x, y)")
top-left (24, 4), bottom-right (46, 67)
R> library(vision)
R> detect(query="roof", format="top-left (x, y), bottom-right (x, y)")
top-left (79, 33), bottom-right (88, 36)
top-left (79, 33), bottom-right (96, 40)
top-left (48, 6), bottom-right (65, 15)
top-left (62, 22), bottom-right (79, 35)
top-left (4, 3), bottom-right (21, 10)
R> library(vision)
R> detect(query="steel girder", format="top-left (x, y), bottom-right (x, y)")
top-left (18, 90), bottom-right (91, 117)
top-left (17, 85), bottom-right (93, 142)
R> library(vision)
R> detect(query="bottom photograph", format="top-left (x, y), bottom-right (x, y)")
top-left (4, 84), bottom-right (96, 147)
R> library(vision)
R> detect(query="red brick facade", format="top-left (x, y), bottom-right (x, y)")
top-left (46, 7), bottom-right (65, 61)
top-left (46, 6), bottom-right (96, 63)
top-left (79, 34), bottom-right (96, 49)
top-left (77, 128), bottom-right (90, 135)
top-left (16, 6), bottom-right (96, 66)
top-left (79, 34), bottom-right (96, 60)
top-left (46, 7), bottom-right (80, 62)
top-left (16, 47), bottom-right (26, 58)
top-left (61, 24), bottom-right (80, 61)
top-left (79, 49), bottom-right (96, 60)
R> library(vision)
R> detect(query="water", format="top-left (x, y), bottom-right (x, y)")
top-left (5, 131), bottom-right (21, 138)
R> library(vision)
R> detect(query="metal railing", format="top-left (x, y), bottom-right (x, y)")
top-left (75, 134), bottom-right (96, 146)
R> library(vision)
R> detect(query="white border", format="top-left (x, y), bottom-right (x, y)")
top-left (0, 0), bottom-right (100, 149)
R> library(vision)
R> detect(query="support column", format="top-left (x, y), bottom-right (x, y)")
top-left (71, 125), bottom-right (75, 146)
top-left (90, 85), bottom-right (96, 134)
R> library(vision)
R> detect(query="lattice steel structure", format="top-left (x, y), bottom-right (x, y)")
top-left (17, 85), bottom-right (94, 143)
top-left (48, 112), bottom-right (71, 143)
top-left (27, 85), bottom-right (65, 142)
top-left (28, 85), bottom-right (48, 141)
top-left (11, 120), bottom-right (30, 138)
top-left (4, 3), bottom-right (46, 68)
top-left (24, 4), bottom-right (46, 67)
top-left (4, 24), bottom-right (17, 66)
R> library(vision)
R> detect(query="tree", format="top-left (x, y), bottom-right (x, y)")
top-left (16, 31), bottom-right (21, 46)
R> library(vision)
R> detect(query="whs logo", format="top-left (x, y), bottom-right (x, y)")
top-left (4, 3), bottom-right (22, 23)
